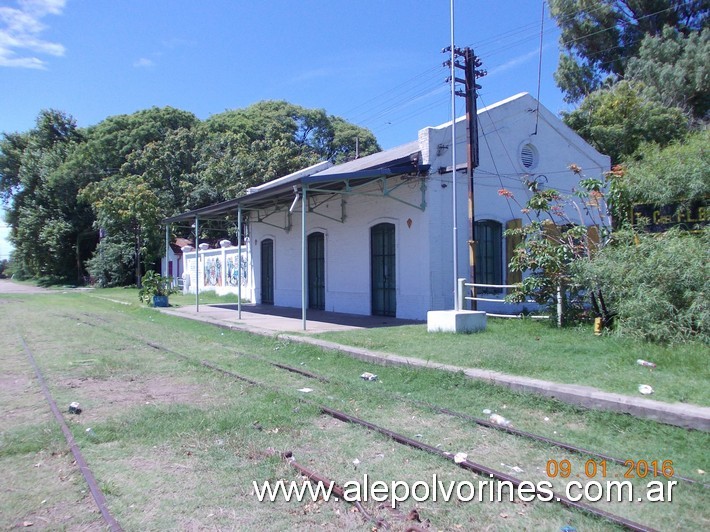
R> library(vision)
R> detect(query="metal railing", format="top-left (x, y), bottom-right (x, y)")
top-left (457, 278), bottom-right (551, 319)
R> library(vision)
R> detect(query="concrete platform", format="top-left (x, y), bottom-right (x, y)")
top-left (161, 303), bottom-right (422, 334)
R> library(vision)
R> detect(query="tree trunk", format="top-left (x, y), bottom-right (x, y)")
top-left (135, 228), bottom-right (142, 287)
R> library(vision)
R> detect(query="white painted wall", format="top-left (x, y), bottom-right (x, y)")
top-left (161, 248), bottom-right (182, 287)
top-left (182, 246), bottom-right (254, 300)
top-left (422, 93), bottom-right (610, 314)
top-left (249, 177), bottom-right (431, 320)
top-left (186, 93), bottom-right (610, 320)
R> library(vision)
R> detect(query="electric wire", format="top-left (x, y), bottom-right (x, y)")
top-left (345, 3), bottom-right (683, 139)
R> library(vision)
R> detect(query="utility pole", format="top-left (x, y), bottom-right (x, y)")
top-left (444, 46), bottom-right (485, 309)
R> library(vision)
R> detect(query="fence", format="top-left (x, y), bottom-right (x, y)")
top-left (457, 278), bottom-right (554, 322)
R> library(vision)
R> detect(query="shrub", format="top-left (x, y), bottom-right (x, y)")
top-left (138, 271), bottom-right (177, 304)
top-left (575, 228), bottom-right (709, 343)
top-left (85, 238), bottom-right (136, 287)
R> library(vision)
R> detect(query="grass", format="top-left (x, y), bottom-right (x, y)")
top-left (1, 290), bottom-right (708, 530)
top-left (90, 285), bottom-right (244, 307)
top-left (317, 319), bottom-right (710, 406)
top-left (90, 285), bottom-right (710, 405)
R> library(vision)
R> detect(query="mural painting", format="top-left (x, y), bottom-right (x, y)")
top-left (204, 257), bottom-right (222, 286)
top-left (226, 254), bottom-right (249, 287)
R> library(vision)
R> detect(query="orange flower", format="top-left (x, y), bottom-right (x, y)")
top-left (498, 188), bottom-right (514, 199)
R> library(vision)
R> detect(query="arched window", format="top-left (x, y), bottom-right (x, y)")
top-left (474, 220), bottom-right (502, 293)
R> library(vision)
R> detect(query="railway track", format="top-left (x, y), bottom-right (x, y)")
top-left (22, 309), bottom-right (706, 530)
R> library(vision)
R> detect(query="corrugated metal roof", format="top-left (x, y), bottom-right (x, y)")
top-left (246, 160), bottom-right (333, 195)
top-left (312, 140), bottom-right (420, 176)
top-left (163, 140), bottom-right (424, 223)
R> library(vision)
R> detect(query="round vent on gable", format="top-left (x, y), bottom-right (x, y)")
top-left (521, 143), bottom-right (538, 170)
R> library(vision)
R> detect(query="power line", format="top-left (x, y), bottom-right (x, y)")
top-left (343, 3), bottom-right (684, 138)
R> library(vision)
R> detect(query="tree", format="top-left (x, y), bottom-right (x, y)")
top-left (191, 100), bottom-right (379, 205)
top-left (2, 102), bottom-right (380, 285)
top-left (503, 166), bottom-right (613, 324)
top-left (0, 110), bottom-right (88, 282)
top-left (562, 80), bottom-right (688, 164)
top-left (81, 174), bottom-right (162, 286)
top-left (120, 127), bottom-right (200, 216)
top-left (575, 131), bottom-right (709, 343)
top-left (549, 0), bottom-right (709, 103)
top-left (0, 132), bottom-right (29, 202)
top-left (608, 129), bottom-right (709, 223)
top-left (626, 27), bottom-right (710, 120)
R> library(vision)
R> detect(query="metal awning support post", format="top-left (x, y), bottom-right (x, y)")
top-left (164, 225), bottom-right (170, 278)
top-left (195, 216), bottom-right (200, 312)
top-left (301, 186), bottom-right (307, 331)
top-left (237, 204), bottom-right (242, 320)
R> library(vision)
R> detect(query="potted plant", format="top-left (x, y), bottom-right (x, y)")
top-left (139, 271), bottom-right (177, 307)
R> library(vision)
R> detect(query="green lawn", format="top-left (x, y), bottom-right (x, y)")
top-left (1, 291), bottom-right (708, 530)
top-left (317, 319), bottom-right (710, 407)
top-left (46, 286), bottom-right (710, 406)
top-left (91, 286), bottom-right (243, 306)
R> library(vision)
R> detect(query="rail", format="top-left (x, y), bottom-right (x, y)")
top-left (457, 278), bottom-right (552, 321)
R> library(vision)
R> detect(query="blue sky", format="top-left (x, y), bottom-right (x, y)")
top-left (0, 0), bottom-right (572, 259)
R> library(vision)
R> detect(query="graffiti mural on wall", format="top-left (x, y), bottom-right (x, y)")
top-left (226, 254), bottom-right (249, 287)
top-left (204, 257), bottom-right (222, 286)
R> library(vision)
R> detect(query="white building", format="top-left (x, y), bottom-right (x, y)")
top-left (168, 93), bottom-right (610, 321)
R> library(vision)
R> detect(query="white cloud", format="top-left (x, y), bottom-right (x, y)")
top-left (133, 57), bottom-right (155, 68)
top-left (0, 0), bottom-right (66, 69)
top-left (486, 44), bottom-right (552, 78)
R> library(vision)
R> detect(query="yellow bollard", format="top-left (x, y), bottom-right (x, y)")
top-left (594, 317), bottom-right (603, 336)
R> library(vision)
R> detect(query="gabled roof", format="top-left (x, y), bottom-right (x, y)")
top-left (163, 92), bottom-right (608, 225)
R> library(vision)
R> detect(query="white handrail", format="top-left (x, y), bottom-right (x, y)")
top-left (468, 282), bottom-right (520, 289)
top-left (457, 278), bottom-right (550, 319)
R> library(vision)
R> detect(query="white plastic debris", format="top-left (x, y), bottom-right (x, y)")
top-left (489, 414), bottom-right (512, 427)
top-left (482, 409), bottom-right (492, 415)
top-left (637, 359), bottom-right (657, 368)
top-left (638, 384), bottom-right (654, 395)
top-left (454, 452), bottom-right (468, 464)
top-left (360, 372), bottom-right (378, 381)
top-left (501, 463), bottom-right (524, 473)
top-left (297, 388), bottom-right (313, 393)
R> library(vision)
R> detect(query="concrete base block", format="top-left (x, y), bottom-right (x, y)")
top-left (427, 310), bottom-right (487, 333)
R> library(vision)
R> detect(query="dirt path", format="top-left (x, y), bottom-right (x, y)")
top-left (0, 279), bottom-right (53, 294)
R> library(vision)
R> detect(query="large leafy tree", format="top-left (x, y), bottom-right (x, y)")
top-left (0, 110), bottom-right (89, 282)
top-left (562, 80), bottom-right (688, 164)
top-left (549, 0), bottom-right (709, 103)
top-left (75, 107), bottom-right (200, 285)
top-left (81, 175), bottom-right (162, 287)
top-left (120, 127), bottom-right (200, 216)
top-left (193, 101), bottom-right (380, 206)
top-left (2, 102), bottom-right (379, 285)
top-left (610, 129), bottom-right (709, 221)
top-left (626, 27), bottom-right (710, 120)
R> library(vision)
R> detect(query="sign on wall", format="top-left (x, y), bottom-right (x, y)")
top-left (631, 200), bottom-right (708, 233)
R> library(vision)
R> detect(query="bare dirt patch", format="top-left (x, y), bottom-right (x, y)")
top-left (1, 372), bottom-right (51, 430)
top-left (0, 279), bottom-right (52, 294)
top-left (58, 376), bottom-right (214, 425)
top-left (1, 449), bottom-right (103, 531)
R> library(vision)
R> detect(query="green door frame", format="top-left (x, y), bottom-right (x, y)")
top-left (307, 232), bottom-right (325, 310)
top-left (370, 223), bottom-right (396, 317)
top-left (260, 238), bottom-right (274, 305)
